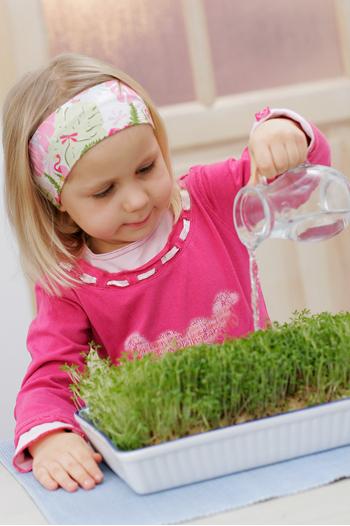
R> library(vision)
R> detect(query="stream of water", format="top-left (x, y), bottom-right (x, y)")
top-left (247, 211), bottom-right (350, 332)
top-left (249, 249), bottom-right (261, 332)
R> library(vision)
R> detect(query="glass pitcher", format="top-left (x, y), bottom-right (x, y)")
top-left (233, 163), bottom-right (350, 250)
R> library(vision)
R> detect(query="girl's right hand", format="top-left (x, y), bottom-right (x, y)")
top-left (28, 430), bottom-right (104, 492)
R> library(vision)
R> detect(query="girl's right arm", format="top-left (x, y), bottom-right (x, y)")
top-left (14, 282), bottom-right (103, 491)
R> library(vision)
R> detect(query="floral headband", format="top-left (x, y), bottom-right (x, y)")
top-left (29, 79), bottom-right (154, 207)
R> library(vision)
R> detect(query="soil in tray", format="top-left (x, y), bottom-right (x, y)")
top-left (145, 388), bottom-right (350, 446)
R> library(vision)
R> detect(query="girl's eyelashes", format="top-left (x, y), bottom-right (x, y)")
top-left (93, 184), bottom-right (114, 199)
top-left (92, 162), bottom-right (154, 198)
top-left (137, 161), bottom-right (154, 174)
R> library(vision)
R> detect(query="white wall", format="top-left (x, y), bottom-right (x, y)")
top-left (0, 145), bottom-right (32, 441)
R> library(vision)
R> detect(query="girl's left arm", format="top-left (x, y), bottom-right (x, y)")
top-left (182, 108), bottom-right (330, 230)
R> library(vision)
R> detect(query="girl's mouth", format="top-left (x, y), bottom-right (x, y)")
top-left (125, 211), bottom-right (152, 228)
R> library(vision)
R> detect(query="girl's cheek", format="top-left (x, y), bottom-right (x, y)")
top-left (147, 179), bottom-right (166, 202)
top-left (159, 176), bottom-right (174, 199)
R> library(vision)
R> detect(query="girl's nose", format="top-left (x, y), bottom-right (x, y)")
top-left (121, 185), bottom-right (149, 213)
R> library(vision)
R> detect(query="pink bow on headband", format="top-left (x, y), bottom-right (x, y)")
top-left (60, 133), bottom-right (78, 144)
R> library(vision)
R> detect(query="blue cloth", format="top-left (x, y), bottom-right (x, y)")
top-left (1, 440), bottom-right (350, 525)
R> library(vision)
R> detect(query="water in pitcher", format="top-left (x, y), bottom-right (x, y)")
top-left (233, 164), bottom-right (350, 331)
top-left (268, 210), bottom-right (349, 242)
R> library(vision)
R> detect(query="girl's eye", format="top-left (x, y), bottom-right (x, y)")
top-left (93, 184), bottom-right (114, 198)
top-left (138, 162), bottom-right (154, 174)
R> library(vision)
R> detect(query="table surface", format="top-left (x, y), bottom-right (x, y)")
top-left (1, 462), bottom-right (350, 525)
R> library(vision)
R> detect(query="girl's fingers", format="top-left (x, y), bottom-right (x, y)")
top-left (59, 452), bottom-right (99, 490)
top-left (74, 450), bottom-right (104, 483)
top-left (92, 451), bottom-right (103, 463)
top-left (87, 442), bottom-right (103, 463)
top-left (249, 118), bottom-right (309, 183)
top-left (48, 461), bottom-right (79, 492)
top-left (248, 151), bottom-right (258, 186)
top-left (255, 137), bottom-right (307, 181)
top-left (286, 138), bottom-right (307, 168)
top-left (296, 134), bottom-right (308, 163)
top-left (253, 144), bottom-right (277, 179)
top-left (284, 140), bottom-right (299, 168)
top-left (33, 465), bottom-right (59, 491)
top-left (269, 142), bottom-right (289, 175)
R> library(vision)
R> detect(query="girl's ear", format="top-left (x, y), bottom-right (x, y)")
top-left (59, 192), bottom-right (67, 212)
top-left (55, 209), bottom-right (81, 237)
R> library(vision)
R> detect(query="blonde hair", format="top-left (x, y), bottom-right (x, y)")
top-left (2, 53), bottom-right (182, 295)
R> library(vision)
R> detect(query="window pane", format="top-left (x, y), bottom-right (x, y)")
top-left (204, 0), bottom-right (344, 95)
top-left (41, 0), bottom-right (195, 106)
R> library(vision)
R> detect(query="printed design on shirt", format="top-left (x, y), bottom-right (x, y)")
top-left (124, 290), bottom-right (239, 358)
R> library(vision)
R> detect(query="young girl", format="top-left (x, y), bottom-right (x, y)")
top-left (3, 53), bottom-right (330, 493)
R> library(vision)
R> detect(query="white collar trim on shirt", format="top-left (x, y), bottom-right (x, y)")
top-left (60, 188), bottom-right (191, 287)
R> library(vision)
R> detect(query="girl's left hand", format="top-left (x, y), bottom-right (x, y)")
top-left (248, 118), bottom-right (308, 185)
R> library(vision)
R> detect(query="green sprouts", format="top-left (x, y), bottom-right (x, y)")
top-left (63, 311), bottom-right (350, 451)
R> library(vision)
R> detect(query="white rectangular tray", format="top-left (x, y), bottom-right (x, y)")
top-left (75, 398), bottom-right (350, 494)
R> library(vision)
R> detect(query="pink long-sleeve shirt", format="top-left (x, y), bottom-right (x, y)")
top-left (13, 115), bottom-right (330, 472)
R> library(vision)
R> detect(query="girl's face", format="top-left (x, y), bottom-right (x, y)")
top-left (60, 124), bottom-right (174, 254)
